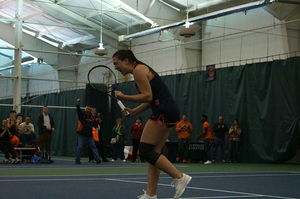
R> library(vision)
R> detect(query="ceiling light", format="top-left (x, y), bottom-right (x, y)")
top-left (93, 0), bottom-right (108, 56)
top-left (117, 0), bottom-right (158, 27)
top-left (188, 0), bottom-right (223, 12)
top-left (159, 0), bottom-right (180, 12)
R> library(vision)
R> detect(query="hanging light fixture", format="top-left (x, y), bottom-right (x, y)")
top-left (94, 0), bottom-right (108, 56)
top-left (179, 0), bottom-right (196, 38)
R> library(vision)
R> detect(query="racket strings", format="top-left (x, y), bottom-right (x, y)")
top-left (88, 65), bottom-right (117, 93)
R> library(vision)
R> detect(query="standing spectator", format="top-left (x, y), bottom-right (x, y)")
top-left (7, 110), bottom-right (20, 148)
top-left (111, 118), bottom-right (126, 163)
top-left (196, 115), bottom-right (213, 165)
top-left (75, 99), bottom-right (101, 164)
top-left (175, 113), bottom-right (193, 163)
top-left (130, 116), bottom-right (145, 162)
top-left (0, 119), bottom-right (20, 163)
top-left (88, 108), bottom-right (109, 163)
top-left (228, 119), bottom-right (242, 162)
top-left (19, 115), bottom-right (36, 147)
top-left (37, 106), bottom-right (56, 162)
top-left (212, 116), bottom-right (229, 163)
top-left (95, 112), bottom-right (109, 162)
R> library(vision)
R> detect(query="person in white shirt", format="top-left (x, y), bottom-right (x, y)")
top-left (19, 115), bottom-right (36, 146)
top-left (37, 106), bottom-right (55, 160)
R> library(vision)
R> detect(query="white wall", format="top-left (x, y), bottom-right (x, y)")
top-left (0, 63), bottom-right (59, 99)
top-left (202, 8), bottom-right (289, 67)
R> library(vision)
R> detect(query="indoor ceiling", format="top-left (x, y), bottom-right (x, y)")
top-left (0, 0), bottom-right (299, 69)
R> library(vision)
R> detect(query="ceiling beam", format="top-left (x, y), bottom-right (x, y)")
top-left (263, 6), bottom-right (284, 20)
top-left (144, 0), bottom-right (156, 15)
top-left (0, 0), bottom-right (15, 8)
top-left (285, 5), bottom-right (300, 20)
top-left (25, 0), bottom-right (120, 48)
top-left (23, 10), bottom-right (46, 20)
top-left (61, 34), bottom-right (96, 47)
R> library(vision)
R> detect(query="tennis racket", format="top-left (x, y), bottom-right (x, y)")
top-left (87, 65), bottom-right (129, 114)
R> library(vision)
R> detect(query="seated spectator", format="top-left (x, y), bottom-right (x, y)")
top-left (111, 118), bottom-right (126, 162)
top-left (7, 110), bottom-right (20, 148)
top-left (19, 115), bottom-right (37, 147)
top-left (0, 119), bottom-right (20, 163)
top-left (228, 119), bottom-right (242, 162)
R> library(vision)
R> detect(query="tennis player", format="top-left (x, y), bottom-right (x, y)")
top-left (113, 49), bottom-right (191, 199)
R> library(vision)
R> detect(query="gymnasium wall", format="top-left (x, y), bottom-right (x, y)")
top-left (202, 8), bottom-right (289, 67)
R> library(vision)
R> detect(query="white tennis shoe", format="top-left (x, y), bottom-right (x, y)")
top-left (137, 190), bottom-right (157, 199)
top-left (172, 173), bottom-right (192, 199)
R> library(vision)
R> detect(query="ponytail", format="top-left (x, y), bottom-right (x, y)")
top-left (112, 49), bottom-right (155, 74)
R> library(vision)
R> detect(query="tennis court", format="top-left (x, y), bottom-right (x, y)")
top-left (0, 157), bottom-right (299, 199)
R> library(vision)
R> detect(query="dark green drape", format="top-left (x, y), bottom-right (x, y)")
top-left (111, 57), bottom-right (300, 163)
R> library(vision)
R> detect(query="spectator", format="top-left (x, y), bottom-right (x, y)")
top-left (19, 115), bottom-right (37, 147)
top-left (7, 110), bottom-right (20, 148)
top-left (212, 116), bottom-right (229, 163)
top-left (0, 119), bottom-right (20, 164)
top-left (37, 105), bottom-right (56, 162)
top-left (75, 99), bottom-right (101, 164)
top-left (228, 119), bottom-right (242, 162)
top-left (111, 118), bottom-right (126, 163)
top-left (175, 113), bottom-right (193, 163)
top-left (130, 116), bottom-right (145, 162)
top-left (196, 115), bottom-right (213, 165)
top-left (95, 112), bottom-right (109, 162)
top-left (88, 108), bottom-right (109, 163)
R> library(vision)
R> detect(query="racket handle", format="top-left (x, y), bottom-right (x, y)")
top-left (117, 100), bottom-right (130, 115)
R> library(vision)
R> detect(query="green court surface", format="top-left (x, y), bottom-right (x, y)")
top-left (1, 156), bottom-right (299, 177)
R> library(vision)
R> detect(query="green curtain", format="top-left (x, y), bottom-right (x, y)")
top-left (111, 57), bottom-right (300, 163)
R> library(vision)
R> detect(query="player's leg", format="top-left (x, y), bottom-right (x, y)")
top-left (140, 120), bottom-right (182, 197)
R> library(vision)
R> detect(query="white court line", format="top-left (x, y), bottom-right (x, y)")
top-left (157, 196), bottom-right (265, 199)
top-left (180, 173), bottom-right (300, 179)
top-left (109, 172), bottom-right (300, 180)
top-left (105, 178), bottom-right (297, 199)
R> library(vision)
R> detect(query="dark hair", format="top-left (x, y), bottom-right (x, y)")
top-left (26, 115), bottom-right (31, 118)
top-left (182, 113), bottom-right (188, 117)
top-left (201, 115), bottom-right (208, 121)
top-left (136, 116), bottom-right (142, 121)
top-left (233, 119), bottom-right (239, 123)
top-left (112, 49), bottom-right (155, 74)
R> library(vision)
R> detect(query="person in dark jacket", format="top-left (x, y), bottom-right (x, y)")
top-left (212, 116), bottom-right (229, 163)
top-left (37, 106), bottom-right (56, 162)
top-left (111, 118), bottom-right (126, 162)
top-left (75, 99), bottom-right (101, 164)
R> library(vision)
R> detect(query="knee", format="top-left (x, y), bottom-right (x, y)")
top-left (139, 142), bottom-right (160, 166)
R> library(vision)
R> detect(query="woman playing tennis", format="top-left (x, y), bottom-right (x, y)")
top-left (113, 49), bottom-right (191, 199)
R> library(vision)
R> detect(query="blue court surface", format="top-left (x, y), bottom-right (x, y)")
top-left (0, 158), bottom-right (299, 199)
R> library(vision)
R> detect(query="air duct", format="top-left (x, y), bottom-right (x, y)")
top-left (120, 0), bottom-right (274, 41)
